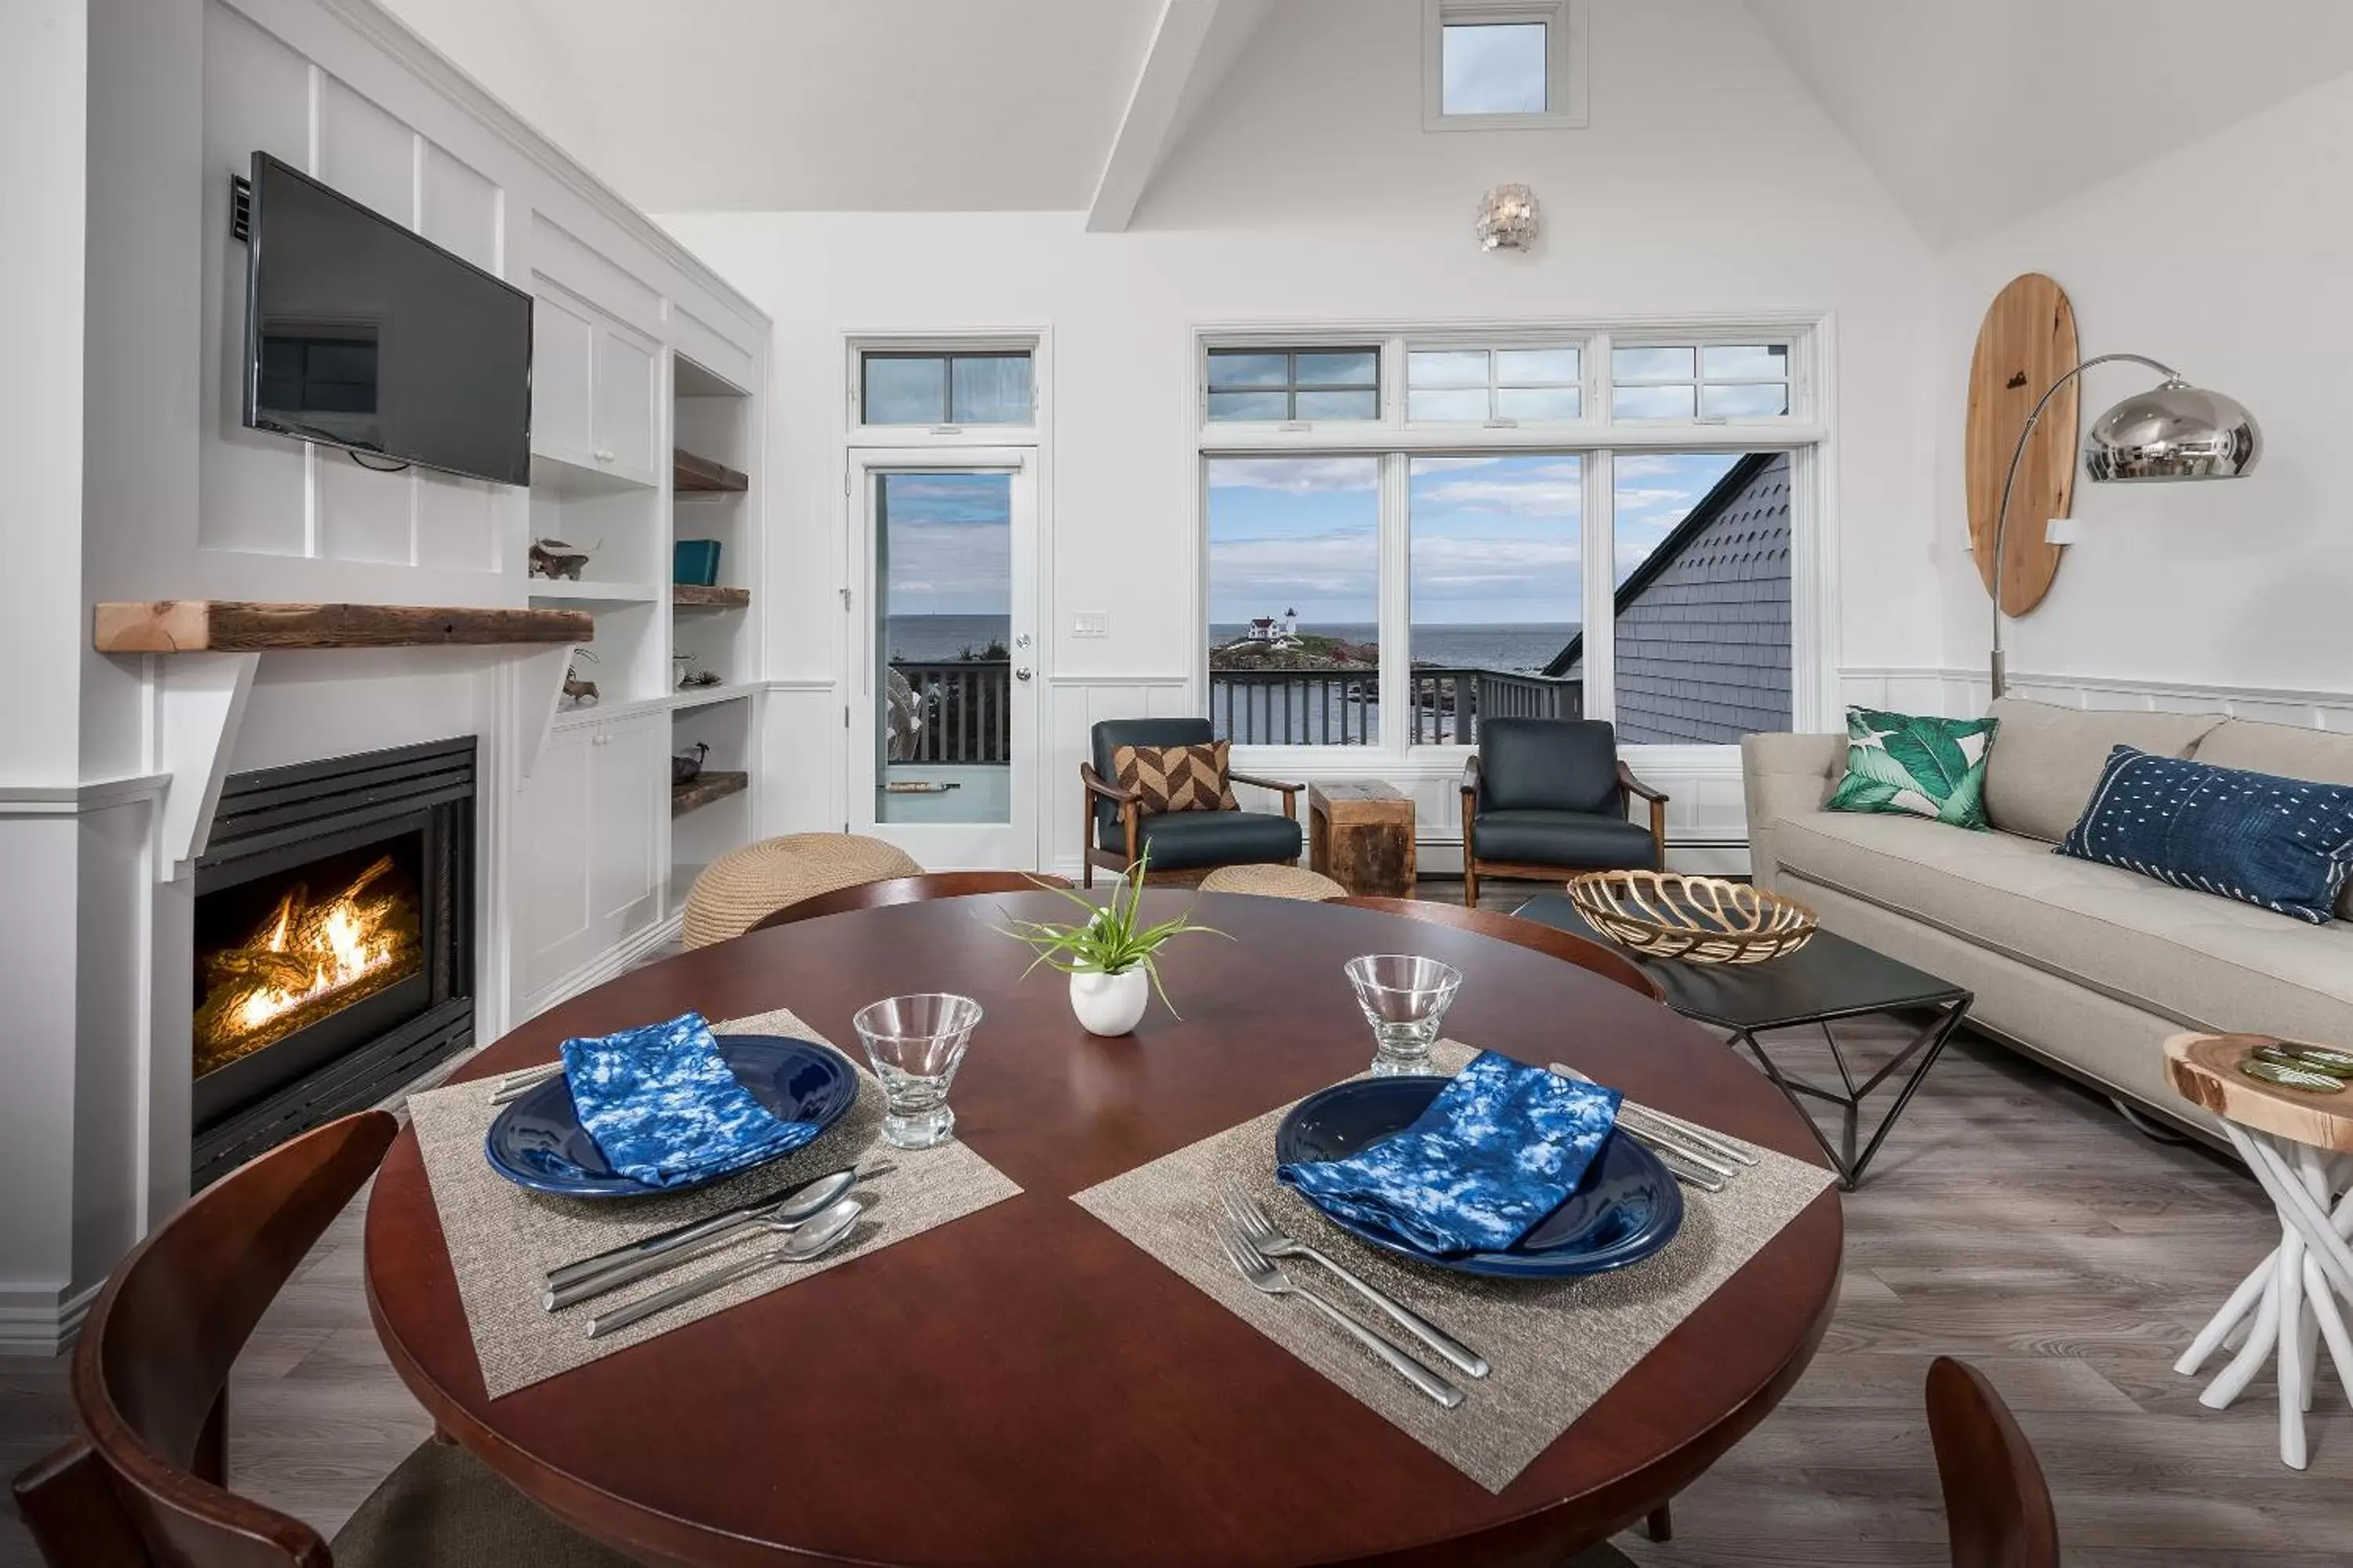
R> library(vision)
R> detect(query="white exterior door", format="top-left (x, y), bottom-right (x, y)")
top-left (847, 449), bottom-right (1040, 868)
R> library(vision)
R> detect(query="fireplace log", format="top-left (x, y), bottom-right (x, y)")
top-left (92, 600), bottom-right (592, 653)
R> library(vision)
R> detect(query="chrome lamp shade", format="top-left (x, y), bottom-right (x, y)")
top-left (2083, 379), bottom-right (2262, 481)
top-left (1987, 354), bottom-right (2260, 699)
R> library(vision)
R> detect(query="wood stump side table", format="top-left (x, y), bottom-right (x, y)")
top-left (2165, 1032), bottom-right (2353, 1471)
top-left (1308, 781), bottom-right (1415, 897)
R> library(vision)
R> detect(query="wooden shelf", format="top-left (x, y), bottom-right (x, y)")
top-left (93, 600), bottom-right (591, 654)
top-left (671, 769), bottom-right (748, 817)
top-left (671, 682), bottom-right (756, 712)
top-left (672, 584), bottom-right (751, 610)
top-left (674, 448), bottom-right (749, 494)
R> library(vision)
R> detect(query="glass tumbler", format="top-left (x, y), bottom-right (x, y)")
top-left (851, 992), bottom-right (983, 1149)
top-left (1343, 955), bottom-right (1463, 1076)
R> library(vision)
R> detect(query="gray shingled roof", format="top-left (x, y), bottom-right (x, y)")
top-left (1550, 452), bottom-right (1792, 745)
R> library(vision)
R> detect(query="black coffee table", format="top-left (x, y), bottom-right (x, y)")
top-left (1516, 893), bottom-right (1972, 1188)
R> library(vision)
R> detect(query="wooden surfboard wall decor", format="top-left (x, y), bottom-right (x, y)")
top-left (1966, 272), bottom-right (2079, 617)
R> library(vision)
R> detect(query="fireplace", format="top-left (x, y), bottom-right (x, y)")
top-left (191, 737), bottom-right (475, 1187)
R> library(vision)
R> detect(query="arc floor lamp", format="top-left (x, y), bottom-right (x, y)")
top-left (1988, 355), bottom-right (2261, 698)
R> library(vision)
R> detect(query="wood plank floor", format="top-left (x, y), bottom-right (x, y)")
top-left (6, 881), bottom-right (2345, 1565)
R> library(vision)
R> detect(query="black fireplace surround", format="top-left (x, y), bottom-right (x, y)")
top-left (191, 737), bottom-right (475, 1188)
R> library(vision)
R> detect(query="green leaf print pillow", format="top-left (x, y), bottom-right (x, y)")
top-left (1826, 707), bottom-right (2000, 830)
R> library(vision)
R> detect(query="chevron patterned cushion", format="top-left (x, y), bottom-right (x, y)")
top-left (1113, 741), bottom-right (1240, 816)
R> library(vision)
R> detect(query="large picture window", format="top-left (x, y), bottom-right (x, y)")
top-left (1198, 324), bottom-right (1815, 751)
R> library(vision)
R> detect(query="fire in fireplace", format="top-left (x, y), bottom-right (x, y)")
top-left (195, 842), bottom-right (426, 1075)
top-left (191, 737), bottom-right (475, 1188)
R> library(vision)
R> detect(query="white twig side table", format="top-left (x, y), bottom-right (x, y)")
top-left (2165, 1032), bottom-right (2353, 1470)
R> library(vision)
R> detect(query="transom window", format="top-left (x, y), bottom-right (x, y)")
top-left (1407, 346), bottom-right (1581, 422)
top-left (861, 351), bottom-right (1033, 426)
top-left (1206, 347), bottom-right (1381, 423)
top-left (1425, 1), bottom-right (1587, 130)
top-left (1612, 343), bottom-right (1790, 420)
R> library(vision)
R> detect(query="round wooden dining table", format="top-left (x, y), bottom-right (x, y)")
top-left (366, 892), bottom-right (1842, 1567)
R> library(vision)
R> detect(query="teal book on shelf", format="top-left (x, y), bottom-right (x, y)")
top-left (674, 539), bottom-right (722, 587)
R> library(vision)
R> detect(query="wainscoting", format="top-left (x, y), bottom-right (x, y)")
top-left (1840, 667), bottom-right (2353, 731)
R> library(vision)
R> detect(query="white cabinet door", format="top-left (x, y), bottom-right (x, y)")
top-left (512, 724), bottom-right (596, 998)
top-left (588, 712), bottom-right (664, 943)
top-left (592, 320), bottom-right (660, 485)
top-left (530, 286), bottom-right (596, 467)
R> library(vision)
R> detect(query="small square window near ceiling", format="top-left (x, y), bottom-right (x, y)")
top-left (1206, 347), bottom-right (1380, 422)
top-left (1441, 21), bottom-right (1546, 115)
top-left (1408, 345), bottom-right (1581, 421)
top-left (1611, 344), bottom-right (1790, 420)
top-left (861, 351), bottom-right (1033, 425)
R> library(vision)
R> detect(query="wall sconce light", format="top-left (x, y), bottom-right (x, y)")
top-left (1476, 184), bottom-right (1539, 252)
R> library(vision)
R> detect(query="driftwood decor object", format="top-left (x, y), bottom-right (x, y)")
top-left (527, 537), bottom-right (592, 580)
top-left (1967, 273), bottom-right (2080, 617)
top-left (1307, 780), bottom-right (1416, 897)
top-left (670, 770), bottom-right (747, 817)
top-left (1565, 870), bottom-right (1819, 965)
top-left (93, 600), bottom-right (592, 653)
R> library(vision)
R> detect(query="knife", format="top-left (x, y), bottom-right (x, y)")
top-left (1547, 1061), bottom-right (1758, 1167)
top-left (543, 1163), bottom-right (883, 1301)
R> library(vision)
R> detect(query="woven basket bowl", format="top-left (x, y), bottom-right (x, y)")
top-left (1564, 869), bottom-right (1818, 965)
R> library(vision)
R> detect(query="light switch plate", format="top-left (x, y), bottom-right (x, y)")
top-left (1072, 612), bottom-right (1109, 638)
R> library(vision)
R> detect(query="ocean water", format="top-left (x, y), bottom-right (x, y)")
top-left (884, 615), bottom-right (1013, 663)
top-left (1211, 622), bottom-right (1579, 674)
top-left (883, 617), bottom-right (1579, 675)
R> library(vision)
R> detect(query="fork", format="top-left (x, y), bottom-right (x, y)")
top-left (1223, 1188), bottom-right (1489, 1379)
top-left (1215, 1224), bottom-right (1463, 1409)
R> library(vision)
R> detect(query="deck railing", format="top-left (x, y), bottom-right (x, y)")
top-left (889, 661), bottom-right (1012, 764)
top-left (1207, 667), bottom-right (1579, 746)
top-left (885, 662), bottom-right (1579, 759)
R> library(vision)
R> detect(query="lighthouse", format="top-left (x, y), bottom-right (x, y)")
top-left (1282, 606), bottom-right (1299, 636)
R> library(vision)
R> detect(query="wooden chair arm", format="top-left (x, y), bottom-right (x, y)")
top-left (1615, 759), bottom-right (1669, 804)
top-left (1228, 773), bottom-right (1302, 820)
top-left (1459, 754), bottom-right (1482, 807)
top-left (1080, 762), bottom-right (1140, 805)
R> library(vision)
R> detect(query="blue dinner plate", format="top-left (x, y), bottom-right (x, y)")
top-left (483, 1035), bottom-right (858, 1199)
top-left (1273, 1075), bottom-right (1684, 1279)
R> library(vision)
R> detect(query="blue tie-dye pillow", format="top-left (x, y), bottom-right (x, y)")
top-left (2057, 746), bottom-right (2353, 925)
top-left (1278, 1052), bottom-right (1623, 1256)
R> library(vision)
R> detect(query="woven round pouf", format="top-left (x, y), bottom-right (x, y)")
top-left (683, 834), bottom-right (923, 950)
top-left (1199, 863), bottom-right (1347, 901)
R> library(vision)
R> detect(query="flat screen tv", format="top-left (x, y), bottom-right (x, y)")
top-left (242, 152), bottom-right (532, 486)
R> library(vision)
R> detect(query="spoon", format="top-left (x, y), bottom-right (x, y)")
top-left (584, 1196), bottom-right (865, 1340)
top-left (544, 1166), bottom-right (867, 1310)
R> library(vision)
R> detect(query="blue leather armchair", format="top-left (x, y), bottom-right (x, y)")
top-left (1459, 719), bottom-right (1666, 905)
top-left (1080, 719), bottom-right (1303, 886)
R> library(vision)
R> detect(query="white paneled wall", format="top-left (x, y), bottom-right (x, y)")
top-left (197, 0), bottom-right (518, 577)
top-left (1840, 668), bottom-right (2353, 731)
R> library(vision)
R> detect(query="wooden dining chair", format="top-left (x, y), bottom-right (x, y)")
top-left (13, 1111), bottom-right (634, 1568)
top-left (749, 870), bottom-right (1070, 933)
top-left (1328, 897), bottom-right (1665, 1002)
top-left (1926, 1356), bottom-right (2060, 1568)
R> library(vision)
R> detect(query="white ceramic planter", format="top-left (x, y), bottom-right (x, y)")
top-left (1069, 967), bottom-right (1149, 1036)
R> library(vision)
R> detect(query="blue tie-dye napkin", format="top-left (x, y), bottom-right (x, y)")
top-left (559, 1012), bottom-right (820, 1188)
top-left (1278, 1052), bottom-right (1623, 1256)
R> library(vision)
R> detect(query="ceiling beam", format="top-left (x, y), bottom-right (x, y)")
top-left (1086, 0), bottom-right (1268, 233)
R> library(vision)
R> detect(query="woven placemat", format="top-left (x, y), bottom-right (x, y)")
top-left (1071, 1041), bottom-right (1837, 1493)
top-left (407, 1006), bottom-right (1021, 1397)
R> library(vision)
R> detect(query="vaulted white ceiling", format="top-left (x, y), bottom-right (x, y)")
top-left (1745, 0), bottom-right (2353, 248)
top-left (384, 0), bottom-right (2353, 246)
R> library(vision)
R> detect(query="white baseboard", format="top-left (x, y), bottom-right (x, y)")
top-left (0, 1280), bottom-right (103, 1358)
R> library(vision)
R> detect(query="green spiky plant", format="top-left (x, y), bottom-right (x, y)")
top-left (993, 846), bottom-right (1229, 1018)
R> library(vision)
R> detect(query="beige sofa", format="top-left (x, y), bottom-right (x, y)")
top-left (1743, 699), bottom-right (2353, 1136)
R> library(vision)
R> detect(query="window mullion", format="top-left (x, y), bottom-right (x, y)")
top-left (1582, 448), bottom-right (1614, 724)
top-left (1379, 450), bottom-right (1412, 758)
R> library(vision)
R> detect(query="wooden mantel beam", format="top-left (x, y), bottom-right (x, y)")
top-left (93, 600), bottom-right (592, 654)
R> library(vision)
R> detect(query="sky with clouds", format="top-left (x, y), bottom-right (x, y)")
top-left (879, 471), bottom-right (1011, 616)
top-left (1207, 452), bottom-right (1743, 627)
